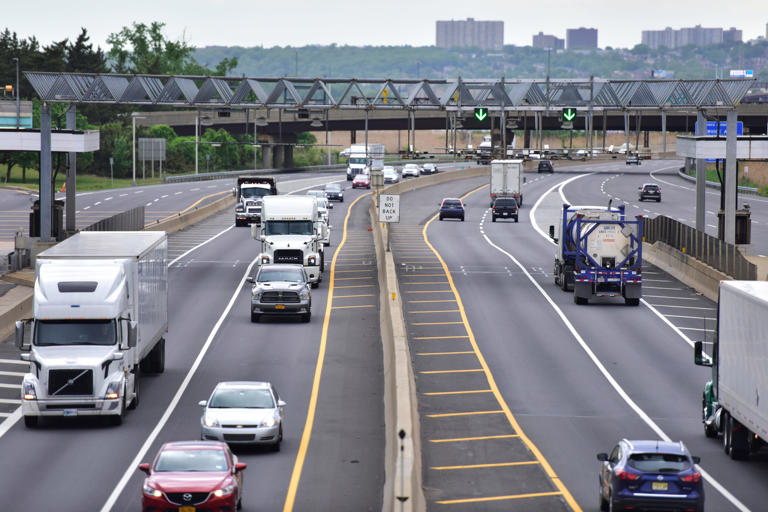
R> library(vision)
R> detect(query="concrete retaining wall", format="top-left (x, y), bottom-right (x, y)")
top-left (643, 241), bottom-right (730, 302)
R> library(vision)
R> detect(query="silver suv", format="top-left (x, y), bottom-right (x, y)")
top-left (246, 264), bottom-right (311, 323)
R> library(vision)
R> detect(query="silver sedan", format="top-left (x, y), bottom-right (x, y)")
top-left (200, 381), bottom-right (286, 450)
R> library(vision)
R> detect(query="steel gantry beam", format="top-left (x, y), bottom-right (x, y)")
top-left (24, 72), bottom-right (755, 111)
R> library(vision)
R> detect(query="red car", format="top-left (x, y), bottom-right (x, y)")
top-left (352, 173), bottom-right (371, 189)
top-left (140, 441), bottom-right (246, 512)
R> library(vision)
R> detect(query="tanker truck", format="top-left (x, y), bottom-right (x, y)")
top-left (549, 202), bottom-right (643, 305)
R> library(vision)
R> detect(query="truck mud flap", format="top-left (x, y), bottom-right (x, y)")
top-left (573, 282), bottom-right (592, 304)
top-left (622, 283), bottom-right (642, 299)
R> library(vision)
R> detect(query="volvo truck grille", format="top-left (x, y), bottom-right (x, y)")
top-left (48, 369), bottom-right (93, 396)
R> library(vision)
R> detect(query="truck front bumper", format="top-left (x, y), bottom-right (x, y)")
top-left (22, 396), bottom-right (122, 417)
top-left (235, 212), bottom-right (261, 223)
top-left (305, 265), bottom-right (321, 284)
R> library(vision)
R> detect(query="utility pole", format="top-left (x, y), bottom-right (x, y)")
top-left (12, 57), bottom-right (19, 129)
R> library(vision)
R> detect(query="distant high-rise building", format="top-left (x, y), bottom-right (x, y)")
top-left (532, 32), bottom-right (564, 50)
top-left (566, 27), bottom-right (598, 49)
top-left (436, 18), bottom-right (504, 51)
top-left (642, 27), bottom-right (677, 49)
top-left (723, 27), bottom-right (742, 43)
top-left (642, 25), bottom-right (731, 49)
top-left (679, 25), bottom-right (722, 46)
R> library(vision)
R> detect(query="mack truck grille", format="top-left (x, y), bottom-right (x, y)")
top-left (274, 249), bottom-right (303, 264)
top-left (262, 291), bottom-right (300, 303)
top-left (48, 369), bottom-right (93, 396)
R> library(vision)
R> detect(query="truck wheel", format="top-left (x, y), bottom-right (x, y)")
top-left (127, 368), bottom-right (140, 410)
top-left (23, 416), bottom-right (38, 428)
top-left (311, 281), bottom-right (319, 289)
top-left (251, 312), bottom-right (260, 323)
top-left (492, 216), bottom-right (496, 222)
top-left (302, 311), bottom-right (311, 323)
top-left (142, 338), bottom-right (165, 374)
top-left (559, 271), bottom-right (568, 291)
top-left (730, 416), bottom-right (750, 460)
top-left (320, 251), bottom-right (325, 272)
top-left (514, 216), bottom-right (519, 223)
top-left (625, 298), bottom-right (640, 306)
top-left (574, 295), bottom-right (588, 305)
top-left (723, 411), bottom-right (732, 455)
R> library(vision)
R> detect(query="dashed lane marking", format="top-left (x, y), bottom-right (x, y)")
top-left (427, 410), bottom-right (504, 418)
top-left (430, 434), bottom-right (519, 443)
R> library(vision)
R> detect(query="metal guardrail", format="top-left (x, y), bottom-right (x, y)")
top-left (677, 167), bottom-right (761, 195)
top-left (644, 215), bottom-right (756, 280)
top-left (82, 206), bottom-right (145, 232)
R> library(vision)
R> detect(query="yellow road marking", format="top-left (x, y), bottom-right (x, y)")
top-left (420, 369), bottom-right (484, 374)
top-left (436, 491), bottom-right (563, 505)
top-left (421, 184), bottom-right (582, 512)
top-left (408, 299), bottom-right (457, 304)
top-left (416, 351), bottom-right (475, 356)
top-left (424, 389), bottom-right (493, 395)
top-left (335, 294), bottom-right (376, 298)
top-left (405, 290), bottom-right (453, 294)
top-left (411, 321), bottom-right (464, 326)
top-left (410, 310), bottom-right (461, 314)
top-left (402, 282), bottom-right (450, 285)
top-left (335, 276), bottom-right (374, 281)
top-left (334, 270), bottom-right (374, 273)
top-left (283, 191), bottom-right (372, 512)
top-left (332, 304), bottom-right (376, 309)
top-left (430, 434), bottom-right (519, 443)
top-left (335, 263), bottom-right (373, 267)
top-left (335, 284), bottom-right (375, 289)
top-left (427, 410), bottom-right (504, 418)
top-left (400, 274), bottom-right (447, 277)
top-left (413, 335), bottom-right (468, 340)
top-left (431, 461), bottom-right (539, 471)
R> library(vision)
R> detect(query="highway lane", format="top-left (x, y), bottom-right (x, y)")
top-left (0, 178), bottom-right (385, 511)
top-left (390, 168), bottom-right (767, 511)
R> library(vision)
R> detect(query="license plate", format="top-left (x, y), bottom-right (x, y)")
top-left (652, 481), bottom-right (668, 491)
top-left (503, 212), bottom-right (508, 216)
top-left (275, 304), bottom-right (285, 310)
top-left (63, 409), bottom-right (77, 417)
top-left (179, 507), bottom-right (195, 512)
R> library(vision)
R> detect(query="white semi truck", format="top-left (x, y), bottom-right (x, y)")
top-left (489, 159), bottom-right (524, 207)
top-left (15, 231), bottom-right (168, 427)
top-left (695, 281), bottom-right (768, 459)
top-left (346, 143), bottom-right (385, 180)
top-left (254, 195), bottom-right (324, 287)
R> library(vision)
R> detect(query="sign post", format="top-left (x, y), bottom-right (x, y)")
top-left (379, 194), bottom-right (400, 252)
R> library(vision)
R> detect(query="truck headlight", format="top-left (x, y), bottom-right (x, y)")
top-left (203, 415), bottom-right (220, 428)
top-left (308, 255), bottom-right (317, 266)
top-left (300, 289), bottom-right (310, 300)
top-left (213, 483), bottom-right (235, 497)
top-left (22, 380), bottom-right (36, 400)
top-left (143, 482), bottom-right (162, 497)
top-left (235, 205), bottom-right (244, 212)
top-left (251, 288), bottom-right (262, 299)
top-left (105, 380), bottom-right (121, 400)
top-left (261, 255), bottom-right (270, 264)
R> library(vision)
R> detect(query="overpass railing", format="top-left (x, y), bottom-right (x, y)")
top-left (644, 215), bottom-right (756, 280)
top-left (82, 206), bottom-right (145, 232)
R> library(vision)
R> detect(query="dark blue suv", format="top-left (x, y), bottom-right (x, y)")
top-left (439, 198), bottom-right (465, 221)
top-left (597, 439), bottom-right (704, 512)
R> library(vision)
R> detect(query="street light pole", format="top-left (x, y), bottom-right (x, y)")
top-left (131, 113), bottom-right (145, 186)
top-left (12, 57), bottom-right (19, 129)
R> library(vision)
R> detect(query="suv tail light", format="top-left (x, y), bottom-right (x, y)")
top-left (680, 473), bottom-right (701, 483)
top-left (616, 469), bottom-right (641, 481)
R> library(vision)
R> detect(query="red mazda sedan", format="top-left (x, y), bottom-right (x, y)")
top-left (352, 173), bottom-right (371, 189)
top-left (140, 441), bottom-right (246, 512)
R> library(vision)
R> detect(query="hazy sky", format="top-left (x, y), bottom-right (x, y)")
top-left (5, 1), bottom-right (767, 50)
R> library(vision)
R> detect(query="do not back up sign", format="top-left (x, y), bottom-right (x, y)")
top-left (378, 194), bottom-right (400, 223)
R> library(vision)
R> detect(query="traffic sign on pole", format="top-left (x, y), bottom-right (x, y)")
top-left (379, 194), bottom-right (400, 223)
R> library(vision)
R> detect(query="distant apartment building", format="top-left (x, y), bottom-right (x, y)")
top-left (642, 25), bottom-right (734, 49)
top-left (436, 18), bottom-right (504, 51)
top-left (532, 32), bottom-right (564, 50)
top-left (566, 27), bottom-right (598, 49)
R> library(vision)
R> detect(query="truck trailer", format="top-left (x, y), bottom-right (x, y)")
top-left (550, 203), bottom-right (643, 305)
top-left (489, 159), bottom-right (524, 207)
top-left (234, 176), bottom-right (278, 226)
top-left (15, 231), bottom-right (168, 427)
top-left (695, 281), bottom-right (768, 459)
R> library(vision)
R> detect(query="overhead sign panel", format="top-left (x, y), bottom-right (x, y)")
top-left (695, 121), bottom-right (744, 136)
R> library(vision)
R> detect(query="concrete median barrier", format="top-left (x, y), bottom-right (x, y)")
top-left (144, 193), bottom-right (235, 232)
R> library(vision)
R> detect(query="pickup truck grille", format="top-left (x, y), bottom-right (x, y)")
top-left (262, 291), bottom-right (300, 303)
top-left (48, 369), bottom-right (93, 396)
top-left (274, 249), bottom-right (303, 264)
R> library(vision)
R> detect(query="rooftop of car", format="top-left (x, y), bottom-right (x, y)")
top-left (161, 441), bottom-right (228, 451)
top-left (642, 183), bottom-right (659, 187)
top-left (623, 439), bottom-right (688, 455)
top-left (325, 183), bottom-right (342, 189)
top-left (214, 381), bottom-right (271, 390)
top-left (258, 263), bottom-right (304, 271)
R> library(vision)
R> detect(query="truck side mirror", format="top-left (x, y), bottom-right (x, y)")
top-left (126, 321), bottom-right (138, 349)
top-left (15, 320), bottom-right (29, 351)
top-left (548, 225), bottom-right (555, 239)
top-left (251, 223), bottom-right (260, 240)
top-left (694, 341), bottom-right (712, 367)
top-left (523, 177), bottom-right (527, 184)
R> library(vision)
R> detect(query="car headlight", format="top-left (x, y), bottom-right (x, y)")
top-left (143, 482), bottom-right (162, 498)
top-left (235, 205), bottom-right (244, 212)
top-left (22, 380), bottom-right (36, 400)
top-left (260, 416), bottom-right (278, 428)
top-left (105, 380), bottom-right (121, 400)
top-left (213, 483), bottom-right (235, 497)
top-left (203, 415), bottom-right (220, 428)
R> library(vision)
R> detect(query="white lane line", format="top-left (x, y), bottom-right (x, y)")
top-left (105, 197), bottom-right (113, 201)
top-left (83, 206), bottom-right (91, 210)
top-left (643, 286), bottom-right (683, 290)
top-left (530, 173), bottom-right (592, 241)
top-left (679, 326), bottom-right (715, 332)
top-left (0, 409), bottom-right (20, 434)
top-left (525, 173), bottom-right (750, 512)
top-left (707, 224), bottom-right (717, 229)
top-left (191, 187), bottom-right (200, 191)
top-left (174, 192), bottom-right (182, 195)
top-left (0, 371), bottom-right (26, 377)
top-left (645, 304), bottom-right (716, 311)
top-left (0, 359), bottom-right (29, 365)
top-left (153, 198), bottom-right (159, 203)
top-left (119, 193), bottom-right (128, 197)
top-left (99, 256), bottom-right (260, 512)
top-left (664, 314), bottom-right (716, 321)
top-left (145, 203), bottom-right (152, 207)
top-left (134, 190), bottom-right (144, 194)
top-left (0, 383), bottom-right (21, 389)
top-left (94, 201), bottom-right (101, 206)
top-left (161, 195), bottom-right (168, 199)
top-left (0, 398), bottom-right (20, 404)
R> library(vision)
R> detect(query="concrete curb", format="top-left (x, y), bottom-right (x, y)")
top-left (642, 241), bottom-right (730, 302)
top-left (0, 286), bottom-right (33, 342)
top-left (676, 168), bottom-right (762, 195)
top-left (372, 167), bottom-right (489, 512)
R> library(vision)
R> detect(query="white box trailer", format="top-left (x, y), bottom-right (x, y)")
top-left (696, 280), bottom-right (768, 459)
top-left (15, 231), bottom-right (168, 427)
top-left (489, 159), bottom-right (524, 207)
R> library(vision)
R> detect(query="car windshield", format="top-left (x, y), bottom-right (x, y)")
top-left (154, 449), bottom-right (229, 472)
top-left (644, 185), bottom-right (659, 191)
top-left (264, 220), bottom-right (314, 236)
top-left (35, 319), bottom-right (117, 347)
top-left (405, 164), bottom-right (417, 169)
top-left (257, 269), bottom-right (304, 283)
top-left (628, 453), bottom-right (691, 473)
top-left (209, 388), bottom-right (275, 409)
top-left (325, 184), bottom-right (341, 192)
top-left (241, 188), bottom-right (271, 199)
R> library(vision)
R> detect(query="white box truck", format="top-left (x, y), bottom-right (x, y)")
top-left (695, 281), bottom-right (768, 459)
top-left (346, 143), bottom-right (385, 180)
top-left (253, 195), bottom-right (324, 286)
top-left (15, 231), bottom-right (168, 427)
top-left (489, 159), bottom-right (525, 207)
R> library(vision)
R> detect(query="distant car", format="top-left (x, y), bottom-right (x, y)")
top-left (638, 183), bottom-right (661, 202)
top-left (246, 263), bottom-right (312, 321)
top-left (439, 198), bottom-right (465, 221)
top-left (139, 441), bottom-right (246, 512)
top-left (200, 381), bottom-right (286, 450)
top-left (538, 160), bottom-right (554, 173)
top-left (402, 163), bottom-right (421, 178)
top-left (597, 439), bottom-right (703, 512)
top-left (324, 183), bottom-right (343, 202)
top-left (626, 153), bottom-right (641, 165)
top-left (352, 173), bottom-right (371, 189)
top-left (491, 197), bottom-right (519, 223)
top-left (383, 166), bottom-right (400, 183)
top-left (422, 163), bottom-right (438, 174)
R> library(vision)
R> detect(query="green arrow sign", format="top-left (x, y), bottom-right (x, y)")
top-left (474, 107), bottom-right (488, 122)
top-left (562, 108), bottom-right (577, 122)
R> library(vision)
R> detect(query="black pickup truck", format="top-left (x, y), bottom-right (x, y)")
top-left (491, 197), bottom-right (519, 223)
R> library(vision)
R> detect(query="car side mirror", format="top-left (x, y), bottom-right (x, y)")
top-left (638, 186), bottom-right (642, 190)
top-left (246, 277), bottom-right (255, 284)
top-left (694, 341), bottom-right (712, 367)
top-left (198, 400), bottom-right (207, 407)
top-left (692, 456), bottom-right (701, 464)
top-left (235, 462), bottom-right (247, 472)
top-left (14, 320), bottom-right (30, 351)
top-left (278, 400), bottom-right (286, 407)
top-left (596, 453), bottom-right (608, 462)
top-left (523, 177), bottom-right (527, 183)
top-left (138, 463), bottom-right (151, 475)
top-left (548, 225), bottom-right (555, 239)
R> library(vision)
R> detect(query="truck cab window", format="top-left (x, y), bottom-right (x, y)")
top-left (34, 319), bottom-right (117, 346)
